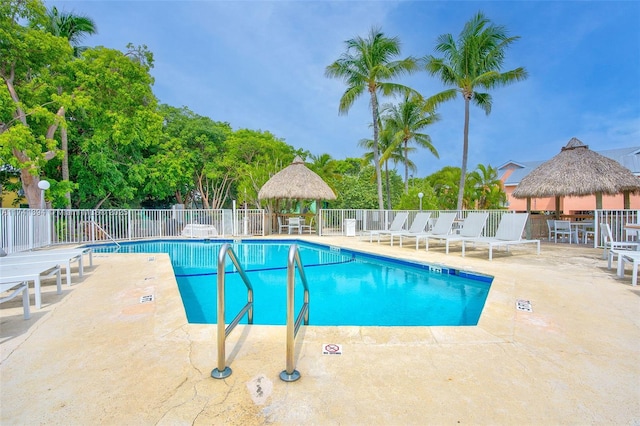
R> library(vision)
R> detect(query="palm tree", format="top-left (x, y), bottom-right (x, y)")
top-left (359, 126), bottom-right (414, 209)
top-left (44, 6), bottom-right (97, 57)
top-left (467, 164), bottom-right (505, 209)
top-left (382, 94), bottom-right (440, 194)
top-left (42, 6), bottom-right (97, 207)
top-left (424, 11), bottom-right (527, 211)
top-left (326, 27), bottom-right (417, 210)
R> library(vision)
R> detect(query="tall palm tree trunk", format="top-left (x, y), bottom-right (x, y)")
top-left (404, 140), bottom-right (409, 194)
top-left (61, 125), bottom-right (71, 208)
top-left (457, 97), bottom-right (471, 210)
top-left (384, 161), bottom-right (392, 209)
top-left (371, 93), bottom-right (384, 210)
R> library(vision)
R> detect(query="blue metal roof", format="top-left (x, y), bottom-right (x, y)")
top-left (500, 146), bottom-right (640, 186)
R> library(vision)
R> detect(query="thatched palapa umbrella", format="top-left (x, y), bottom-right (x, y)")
top-left (258, 156), bottom-right (336, 201)
top-left (512, 137), bottom-right (640, 213)
top-left (259, 156), bottom-right (336, 233)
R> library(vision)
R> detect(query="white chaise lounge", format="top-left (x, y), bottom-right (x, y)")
top-left (1, 247), bottom-right (93, 286)
top-left (400, 212), bottom-right (457, 250)
top-left (363, 212), bottom-right (409, 243)
top-left (0, 281), bottom-right (31, 319)
top-left (461, 213), bottom-right (540, 260)
top-left (424, 212), bottom-right (489, 254)
top-left (0, 262), bottom-right (62, 309)
top-left (377, 212), bottom-right (432, 245)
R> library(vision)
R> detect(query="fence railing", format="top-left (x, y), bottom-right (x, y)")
top-left (318, 209), bottom-right (507, 237)
top-left (2, 207), bottom-right (638, 253)
top-left (1, 208), bottom-right (266, 254)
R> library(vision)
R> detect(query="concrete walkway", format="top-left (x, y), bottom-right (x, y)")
top-left (1, 237), bottom-right (639, 425)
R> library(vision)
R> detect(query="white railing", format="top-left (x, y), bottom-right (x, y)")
top-left (1, 208), bottom-right (266, 254)
top-left (1, 209), bottom-right (52, 253)
top-left (595, 209), bottom-right (640, 246)
top-left (318, 209), bottom-right (507, 237)
top-left (3, 207), bottom-right (638, 253)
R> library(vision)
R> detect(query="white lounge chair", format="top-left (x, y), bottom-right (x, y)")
top-left (0, 262), bottom-right (62, 309)
top-left (376, 212), bottom-right (432, 245)
top-left (181, 224), bottom-right (218, 238)
top-left (0, 281), bottom-right (31, 319)
top-left (364, 212), bottom-right (409, 243)
top-left (1, 247), bottom-right (93, 286)
top-left (611, 249), bottom-right (640, 286)
top-left (461, 213), bottom-right (540, 260)
top-left (400, 212), bottom-right (457, 250)
top-left (424, 212), bottom-right (489, 254)
top-left (601, 222), bottom-right (640, 262)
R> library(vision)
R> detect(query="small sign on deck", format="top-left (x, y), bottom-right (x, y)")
top-left (516, 299), bottom-right (532, 312)
top-left (322, 343), bottom-right (343, 355)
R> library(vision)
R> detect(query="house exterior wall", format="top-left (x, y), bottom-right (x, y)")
top-left (504, 185), bottom-right (640, 212)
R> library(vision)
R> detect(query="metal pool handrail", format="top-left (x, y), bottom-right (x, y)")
top-left (280, 244), bottom-right (310, 382)
top-left (211, 243), bottom-right (254, 379)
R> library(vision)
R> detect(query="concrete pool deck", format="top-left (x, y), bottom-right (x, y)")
top-left (1, 236), bottom-right (639, 424)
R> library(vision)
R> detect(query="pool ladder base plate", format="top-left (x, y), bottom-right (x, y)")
top-left (211, 367), bottom-right (232, 379)
top-left (279, 369), bottom-right (301, 382)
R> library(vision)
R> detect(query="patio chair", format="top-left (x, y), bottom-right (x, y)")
top-left (546, 219), bottom-right (556, 241)
top-left (363, 212), bottom-right (409, 243)
top-left (424, 212), bottom-right (489, 254)
top-left (400, 212), bottom-right (457, 250)
top-left (287, 217), bottom-right (302, 234)
top-left (461, 213), bottom-right (540, 260)
top-left (277, 217), bottom-right (290, 234)
top-left (376, 212), bottom-right (432, 245)
top-left (0, 281), bottom-right (31, 319)
top-left (601, 222), bottom-right (640, 263)
top-left (300, 216), bottom-right (315, 234)
top-left (553, 220), bottom-right (577, 244)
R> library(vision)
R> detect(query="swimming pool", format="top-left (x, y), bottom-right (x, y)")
top-left (91, 240), bottom-right (492, 326)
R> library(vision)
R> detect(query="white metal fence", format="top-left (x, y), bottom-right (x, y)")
top-left (1, 208), bottom-right (266, 254)
top-left (2, 208), bottom-right (638, 254)
top-left (317, 209), bottom-right (507, 237)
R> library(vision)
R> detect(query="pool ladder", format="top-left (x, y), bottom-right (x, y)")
top-left (280, 244), bottom-right (310, 382)
top-left (211, 243), bottom-right (254, 379)
top-left (210, 243), bottom-right (309, 382)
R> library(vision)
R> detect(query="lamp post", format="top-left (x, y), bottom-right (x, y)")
top-left (418, 192), bottom-right (424, 211)
top-left (38, 180), bottom-right (50, 209)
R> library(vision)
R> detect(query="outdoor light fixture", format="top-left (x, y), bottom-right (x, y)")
top-left (38, 180), bottom-right (50, 209)
top-left (418, 192), bottom-right (424, 211)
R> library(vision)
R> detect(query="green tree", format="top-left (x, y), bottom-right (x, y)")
top-left (427, 166), bottom-right (460, 210)
top-left (424, 11), bottom-right (527, 211)
top-left (0, 0), bottom-right (76, 207)
top-left (326, 27), bottom-right (417, 210)
top-left (467, 163), bottom-right (506, 209)
top-left (148, 105), bottom-right (232, 208)
top-left (382, 93), bottom-right (440, 194)
top-left (225, 129), bottom-right (295, 210)
top-left (67, 46), bottom-right (163, 208)
top-left (359, 124), bottom-right (412, 209)
top-left (41, 5), bottom-right (97, 207)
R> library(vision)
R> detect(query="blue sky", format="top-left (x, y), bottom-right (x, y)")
top-left (49, 0), bottom-right (640, 177)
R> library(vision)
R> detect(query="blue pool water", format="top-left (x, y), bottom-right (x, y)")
top-left (91, 240), bottom-right (492, 326)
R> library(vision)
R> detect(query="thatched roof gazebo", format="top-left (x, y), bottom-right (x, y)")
top-left (512, 137), bottom-right (640, 212)
top-left (258, 156), bottom-right (336, 234)
top-left (258, 156), bottom-right (336, 201)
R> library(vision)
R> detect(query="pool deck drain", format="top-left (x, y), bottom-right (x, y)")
top-left (1, 237), bottom-right (639, 425)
